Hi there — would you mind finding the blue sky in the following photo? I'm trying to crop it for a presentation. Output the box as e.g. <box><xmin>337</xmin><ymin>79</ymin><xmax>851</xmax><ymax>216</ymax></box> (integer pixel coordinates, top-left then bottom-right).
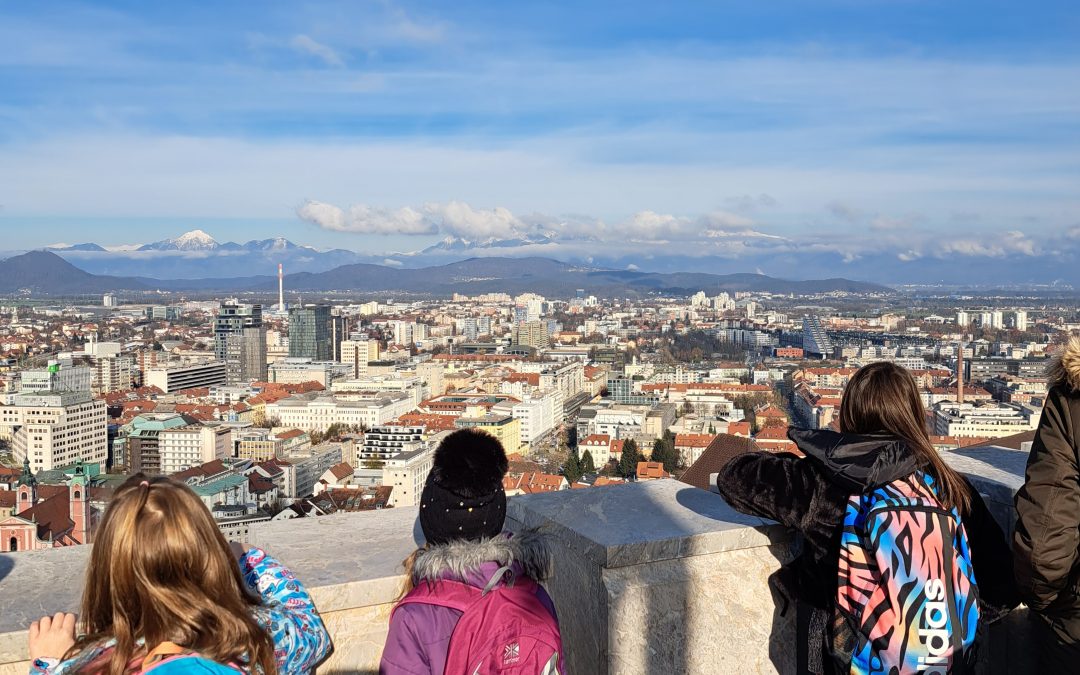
<box><xmin>1</xmin><ymin>0</ymin><xmax>1078</xmax><ymax>267</ymax></box>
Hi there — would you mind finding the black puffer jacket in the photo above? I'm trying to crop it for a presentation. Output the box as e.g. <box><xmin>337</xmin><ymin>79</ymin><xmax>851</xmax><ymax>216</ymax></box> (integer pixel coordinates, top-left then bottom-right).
<box><xmin>1014</xmin><ymin>337</ymin><xmax>1080</xmax><ymax>643</ymax></box>
<box><xmin>717</xmin><ymin>429</ymin><xmax>1019</xmax><ymax>675</ymax></box>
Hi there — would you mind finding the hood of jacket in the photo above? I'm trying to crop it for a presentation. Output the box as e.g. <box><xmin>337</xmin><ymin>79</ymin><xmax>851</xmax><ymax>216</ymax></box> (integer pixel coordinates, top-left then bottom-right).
<box><xmin>1048</xmin><ymin>336</ymin><xmax>1080</xmax><ymax>392</ymax></box>
<box><xmin>412</xmin><ymin>529</ymin><xmax>552</xmax><ymax>585</ymax></box>
<box><xmin>788</xmin><ymin>428</ymin><xmax>920</xmax><ymax>493</ymax></box>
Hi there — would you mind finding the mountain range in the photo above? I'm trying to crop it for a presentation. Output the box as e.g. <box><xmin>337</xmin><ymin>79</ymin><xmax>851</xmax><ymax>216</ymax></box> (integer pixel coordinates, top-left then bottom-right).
<box><xmin>0</xmin><ymin>250</ymin><xmax>891</xmax><ymax>298</ymax></box>
<box><xmin>27</xmin><ymin>228</ymin><xmax>1076</xmax><ymax>288</ymax></box>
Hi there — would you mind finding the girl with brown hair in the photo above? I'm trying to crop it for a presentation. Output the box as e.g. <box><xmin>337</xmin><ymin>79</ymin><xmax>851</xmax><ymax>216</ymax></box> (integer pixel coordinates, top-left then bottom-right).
<box><xmin>26</xmin><ymin>475</ymin><xmax>332</xmax><ymax>674</ymax></box>
<box><xmin>716</xmin><ymin>361</ymin><xmax>1017</xmax><ymax>675</ymax></box>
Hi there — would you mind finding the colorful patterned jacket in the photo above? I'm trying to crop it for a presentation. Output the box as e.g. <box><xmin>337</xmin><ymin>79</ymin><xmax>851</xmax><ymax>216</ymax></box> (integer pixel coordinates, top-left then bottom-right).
<box><xmin>29</xmin><ymin>547</ymin><xmax>332</xmax><ymax>674</ymax></box>
<box><xmin>717</xmin><ymin>429</ymin><xmax>1018</xmax><ymax>674</ymax></box>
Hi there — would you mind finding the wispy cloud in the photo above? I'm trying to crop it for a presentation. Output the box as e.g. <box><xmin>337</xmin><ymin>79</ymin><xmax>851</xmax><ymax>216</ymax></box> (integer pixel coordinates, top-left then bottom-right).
<box><xmin>289</xmin><ymin>34</ymin><xmax>344</xmax><ymax>67</ymax></box>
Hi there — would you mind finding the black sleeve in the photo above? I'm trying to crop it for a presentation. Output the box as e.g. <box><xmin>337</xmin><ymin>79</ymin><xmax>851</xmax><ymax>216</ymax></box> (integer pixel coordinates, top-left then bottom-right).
<box><xmin>961</xmin><ymin>479</ymin><xmax>1021</xmax><ymax>612</ymax></box>
<box><xmin>715</xmin><ymin>451</ymin><xmax>819</xmax><ymax>531</ymax></box>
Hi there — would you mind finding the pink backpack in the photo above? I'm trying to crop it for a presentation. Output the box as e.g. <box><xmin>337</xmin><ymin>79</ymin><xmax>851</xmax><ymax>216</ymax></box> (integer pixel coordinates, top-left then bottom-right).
<box><xmin>394</xmin><ymin>566</ymin><xmax>563</xmax><ymax>674</ymax></box>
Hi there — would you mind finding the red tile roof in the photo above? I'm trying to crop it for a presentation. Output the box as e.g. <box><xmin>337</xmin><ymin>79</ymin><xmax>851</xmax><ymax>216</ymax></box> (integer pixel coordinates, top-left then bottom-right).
<box><xmin>636</xmin><ymin>462</ymin><xmax>670</xmax><ymax>480</ymax></box>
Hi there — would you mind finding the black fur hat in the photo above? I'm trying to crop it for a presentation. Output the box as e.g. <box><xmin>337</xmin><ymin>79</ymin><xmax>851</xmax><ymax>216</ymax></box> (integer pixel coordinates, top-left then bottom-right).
<box><xmin>428</xmin><ymin>428</ymin><xmax>509</xmax><ymax>497</ymax></box>
<box><xmin>420</xmin><ymin>429</ymin><xmax>509</xmax><ymax>545</ymax></box>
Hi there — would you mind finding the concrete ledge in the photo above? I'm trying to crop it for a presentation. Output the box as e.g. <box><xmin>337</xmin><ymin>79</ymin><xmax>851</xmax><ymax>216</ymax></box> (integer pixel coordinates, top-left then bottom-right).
<box><xmin>0</xmin><ymin>450</ymin><xmax>1039</xmax><ymax>675</ymax></box>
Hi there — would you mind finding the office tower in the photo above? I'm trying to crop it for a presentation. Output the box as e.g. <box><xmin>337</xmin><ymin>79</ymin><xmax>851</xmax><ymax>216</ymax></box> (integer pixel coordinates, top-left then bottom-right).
<box><xmin>3</xmin><ymin>391</ymin><xmax>108</xmax><ymax>472</ymax></box>
<box><xmin>215</xmin><ymin>303</ymin><xmax>266</xmax><ymax>384</ymax></box>
<box><xmin>289</xmin><ymin>305</ymin><xmax>332</xmax><ymax>361</ymax></box>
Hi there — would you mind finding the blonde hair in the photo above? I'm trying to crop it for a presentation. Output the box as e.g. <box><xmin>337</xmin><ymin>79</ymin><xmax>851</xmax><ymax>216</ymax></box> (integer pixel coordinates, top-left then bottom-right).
<box><xmin>67</xmin><ymin>475</ymin><xmax>277</xmax><ymax>675</ymax></box>
<box><xmin>840</xmin><ymin>362</ymin><xmax>972</xmax><ymax>513</ymax></box>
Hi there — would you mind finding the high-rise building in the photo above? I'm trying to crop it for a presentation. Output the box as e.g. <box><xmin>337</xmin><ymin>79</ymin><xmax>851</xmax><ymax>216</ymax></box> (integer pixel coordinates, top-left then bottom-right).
<box><xmin>3</xmin><ymin>391</ymin><xmax>108</xmax><ymax>472</ymax></box>
<box><xmin>82</xmin><ymin>340</ymin><xmax>136</xmax><ymax>394</ymax></box>
<box><xmin>956</xmin><ymin>311</ymin><xmax>971</xmax><ymax>328</ymax></box>
<box><xmin>1013</xmin><ymin>310</ymin><xmax>1028</xmax><ymax>332</ymax></box>
<box><xmin>289</xmin><ymin>305</ymin><xmax>333</xmax><ymax>361</ymax></box>
<box><xmin>802</xmin><ymin>316</ymin><xmax>832</xmax><ymax>358</ymax></box>
<box><xmin>340</xmin><ymin>338</ymin><xmax>381</xmax><ymax>379</ymax></box>
<box><xmin>225</xmin><ymin>327</ymin><xmax>268</xmax><ymax>384</ymax></box>
<box><xmin>463</xmin><ymin>317</ymin><xmax>480</xmax><ymax>341</ymax></box>
<box><xmin>989</xmin><ymin>311</ymin><xmax>1004</xmax><ymax>330</ymax></box>
<box><xmin>215</xmin><ymin>303</ymin><xmax>266</xmax><ymax>384</ymax></box>
<box><xmin>511</xmin><ymin>321</ymin><xmax>550</xmax><ymax>349</ymax></box>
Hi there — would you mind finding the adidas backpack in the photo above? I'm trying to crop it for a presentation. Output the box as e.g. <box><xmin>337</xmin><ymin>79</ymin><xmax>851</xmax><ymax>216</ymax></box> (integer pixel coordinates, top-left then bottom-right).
<box><xmin>393</xmin><ymin>566</ymin><xmax>563</xmax><ymax>674</ymax></box>
<box><xmin>835</xmin><ymin>471</ymin><xmax>979</xmax><ymax>675</ymax></box>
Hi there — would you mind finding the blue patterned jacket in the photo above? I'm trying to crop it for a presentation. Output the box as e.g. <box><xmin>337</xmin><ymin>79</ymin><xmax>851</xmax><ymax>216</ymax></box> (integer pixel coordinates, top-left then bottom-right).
<box><xmin>30</xmin><ymin>547</ymin><xmax>332</xmax><ymax>674</ymax></box>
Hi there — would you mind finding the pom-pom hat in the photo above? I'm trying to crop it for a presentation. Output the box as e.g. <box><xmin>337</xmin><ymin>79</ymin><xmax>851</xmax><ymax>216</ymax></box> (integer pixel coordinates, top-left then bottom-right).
<box><xmin>419</xmin><ymin>429</ymin><xmax>509</xmax><ymax>546</ymax></box>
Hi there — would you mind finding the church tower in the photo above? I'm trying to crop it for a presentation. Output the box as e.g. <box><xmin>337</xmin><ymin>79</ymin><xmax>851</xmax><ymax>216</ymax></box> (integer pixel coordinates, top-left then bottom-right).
<box><xmin>69</xmin><ymin>460</ymin><xmax>90</xmax><ymax>544</ymax></box>
<box><xmin>16</xmin><ymin>459</ymin><xmax>36</xmax><ymax>514</ymax></box>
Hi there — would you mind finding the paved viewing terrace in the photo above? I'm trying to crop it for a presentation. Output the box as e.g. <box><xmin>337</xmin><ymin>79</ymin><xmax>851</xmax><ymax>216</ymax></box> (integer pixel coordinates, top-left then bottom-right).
<box><xmin>0</xmin><ymin>446</ymin><xmax>1036</xmax><ymax>674</ymax></box>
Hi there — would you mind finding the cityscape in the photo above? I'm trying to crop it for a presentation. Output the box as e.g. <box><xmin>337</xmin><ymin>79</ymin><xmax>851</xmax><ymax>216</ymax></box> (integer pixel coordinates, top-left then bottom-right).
<box><xmin>0</xmin><ymin>266</ymin><xmax>1061</xmax><ymax>545</ymax></box>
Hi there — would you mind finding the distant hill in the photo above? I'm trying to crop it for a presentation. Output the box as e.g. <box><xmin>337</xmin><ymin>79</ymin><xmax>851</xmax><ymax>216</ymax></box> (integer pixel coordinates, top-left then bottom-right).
<box><xmin>0</xmin><ymin>252</ymin><xmax>891</xmax><ymax>297</ymax></box>
<box><xmin>238</xmin><ymin>256</ymin><xmax>891</xmax><ymax>296</ymax></box>
<box><xmin>0</xmin><ymin>251</ymin><xmax>148</xmax><ymax>294</ymax></box>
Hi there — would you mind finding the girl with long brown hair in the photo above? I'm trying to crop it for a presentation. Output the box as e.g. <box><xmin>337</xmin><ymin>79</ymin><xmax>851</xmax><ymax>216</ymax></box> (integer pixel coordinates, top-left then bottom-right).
<box><xmin>716</xmin><ymin>361</ymin><xmax>1017</xmax><ymax>675</ymax></box>
<box><xmin>26</xmin><ymin>475</ymin><xmax>332</xmax><ymax>674</ymax></box>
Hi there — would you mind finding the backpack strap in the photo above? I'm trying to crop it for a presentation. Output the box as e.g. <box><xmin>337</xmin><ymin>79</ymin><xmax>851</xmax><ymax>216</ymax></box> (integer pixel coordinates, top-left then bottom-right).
<box><xmin>395</xmin><ymin>579</ymin><xmax>483</xmax><ymax>615</ymax></box>
<box><xmin>481</xmin><ymin>565</ymin><xmax>515</xmax><ymax>595</ymax></box>
<box><xmin>140</xmin><ymin>642</ymin><xmax>189</xmax><ymax>671</ymax></box>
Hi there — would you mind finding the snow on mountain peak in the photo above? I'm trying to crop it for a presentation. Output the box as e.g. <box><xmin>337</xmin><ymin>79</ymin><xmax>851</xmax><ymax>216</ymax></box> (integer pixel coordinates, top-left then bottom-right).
<box><xmin>173</xmin><ymin>229</ymin><xmax>218</xmax><ymax>249</ymax></box>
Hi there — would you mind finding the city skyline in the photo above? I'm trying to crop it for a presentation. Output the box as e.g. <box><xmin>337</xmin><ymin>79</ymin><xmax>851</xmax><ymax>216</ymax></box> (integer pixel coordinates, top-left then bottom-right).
<box><xmin>1</xmin><ymin>1</ymin><xmax>1079</xmax><ymax>282</ymax></box>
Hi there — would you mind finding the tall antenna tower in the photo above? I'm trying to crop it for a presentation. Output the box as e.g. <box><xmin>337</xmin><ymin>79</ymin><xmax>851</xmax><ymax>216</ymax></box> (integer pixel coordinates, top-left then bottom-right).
<box><xmin>278</xmin><ymin>264</ymin><xmax>285</xmax><ymax>313</ymax></box>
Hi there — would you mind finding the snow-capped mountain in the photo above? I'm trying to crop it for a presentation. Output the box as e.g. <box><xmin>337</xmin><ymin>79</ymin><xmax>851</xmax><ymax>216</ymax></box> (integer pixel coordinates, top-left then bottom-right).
<box><xmin>39</xmin><ymin>230</ymin><xmax>372</xmax><ymax>278</ymax></box>
<box><xmin>139</xmin><ymin>229</ymin><xmax>222</xmax><ymax>251</ymax></box>
<box><xmin>420</xmin><ymin>232</ymin><xmax>562</xmax><ymax>254</ymax></box>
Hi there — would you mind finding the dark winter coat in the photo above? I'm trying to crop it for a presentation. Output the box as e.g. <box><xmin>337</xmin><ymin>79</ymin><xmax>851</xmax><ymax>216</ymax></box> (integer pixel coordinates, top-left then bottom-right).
<box><xmin>1014</xmin><ymin>337</ymin><xmax>1080</xmax><ymax>644</ymax></box>
<box><xmin>717</xmin><ymin>428</ymin><xmax>1018</xmax><ymax>675</ymax></box>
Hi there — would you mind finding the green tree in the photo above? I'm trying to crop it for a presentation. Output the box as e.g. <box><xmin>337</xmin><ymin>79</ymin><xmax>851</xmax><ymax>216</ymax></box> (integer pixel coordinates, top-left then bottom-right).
<box><xmin>563</xmin><ymin>448</ymin><xmax>583</xmax><ymax>485</ymax></box>
<box><xmin>580</xmin><ymin>449</ymin><xmax>596</xmax><ymax>474</ymax></box>
<box><xmin>651</xmin><ymin>438</ymin><xmax>670</xmax><ymax>467</ymax></box>
<box><xmin>619</xmin><ymin>438</ymin><xmax>640</xmax><ymax>477</ymax></box>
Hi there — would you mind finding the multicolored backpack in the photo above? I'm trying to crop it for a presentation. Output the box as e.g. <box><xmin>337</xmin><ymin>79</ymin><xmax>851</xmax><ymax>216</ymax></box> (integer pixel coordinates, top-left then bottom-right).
<box><xmin>393</xmin><ymin>566</ymin><xmax>563</xmax><ymax>674</ymax></box>
<box><xmin>835</xmin><ymin>471</ymin><xmax>979</xmax><ymax>675</ymax></box>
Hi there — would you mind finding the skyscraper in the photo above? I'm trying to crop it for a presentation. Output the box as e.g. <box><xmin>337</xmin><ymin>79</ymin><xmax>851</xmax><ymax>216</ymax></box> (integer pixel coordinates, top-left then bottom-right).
<box><xmin>215</xmin><ymin>303</ymin><xmax>267</xmax><ymax>384</ymax></box>
<box><xmin>289</xmin><ymin>305</ymin><xmax>333</xmax><ymax>361</ymax></box>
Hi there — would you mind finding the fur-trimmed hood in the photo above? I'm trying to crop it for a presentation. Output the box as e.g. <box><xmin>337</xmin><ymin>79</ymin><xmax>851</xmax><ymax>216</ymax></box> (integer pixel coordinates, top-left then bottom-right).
<box><xmin>1048</xmin><ymin>337</ymin><xmax>1080</xmax><ymax>391</ymax></box>
<box><xmin>412</xmin><ymin>529</ymin><xmax>552</xmax><ymax>584</ymax></box>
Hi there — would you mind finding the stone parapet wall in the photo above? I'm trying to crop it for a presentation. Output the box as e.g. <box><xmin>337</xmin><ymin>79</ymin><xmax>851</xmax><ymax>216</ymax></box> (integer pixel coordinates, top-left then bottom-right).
<box><xmin>0</xmin><ymin>445</ymin><xmax>1039</xmax><ymax>674</ymax></box>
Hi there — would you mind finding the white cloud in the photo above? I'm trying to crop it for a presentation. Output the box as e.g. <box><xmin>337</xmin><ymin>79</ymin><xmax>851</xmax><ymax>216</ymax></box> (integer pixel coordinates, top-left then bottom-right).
<box><xmin>298</xmin><ymin>200</ymin><xmax>436</xmax><ymax>235</ymax></box>
<box><xmin>425</xmin><ymin>201</ymin><xmax>525</xmax><ymax>239</ymax></box>
<box><xmin>289</xmin><ymin>35</ymin><xmax>344</xmax><ymax>67</ymax></box>
<box><xmin>936</xmin><ymin>231</ymin><xmax>1038</xmax><ymax>258</ymax></box>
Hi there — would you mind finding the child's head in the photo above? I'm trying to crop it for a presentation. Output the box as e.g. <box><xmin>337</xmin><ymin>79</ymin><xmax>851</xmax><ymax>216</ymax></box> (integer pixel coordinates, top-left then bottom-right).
<box><xmin>840</xmin><ymin>361</ymin><xmax>970</xmax><ymax>511</ymax></box>
<box><xmin>419</xmin><ymin>429</ymin><xmax>509</xmax><ymax>545</ymax></box>
<box><xmin>76</xmin><ymin>475</ymin><xmax>275</xmax><ymax>675</ymax></box>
